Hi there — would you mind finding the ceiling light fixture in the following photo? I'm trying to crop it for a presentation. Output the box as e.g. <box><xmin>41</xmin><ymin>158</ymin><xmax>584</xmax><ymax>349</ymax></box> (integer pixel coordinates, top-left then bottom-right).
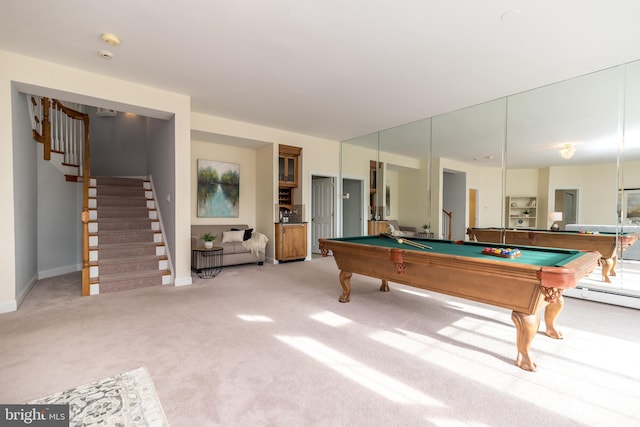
<box><xmin>559</xmin><ymin>143</ymin><xmax>576</xmax><ymax>159</ymax></box>
<box><xmin>101</xmin><ymin>33</ymin><xmax>120</xmax><ymax>46</ymax></box>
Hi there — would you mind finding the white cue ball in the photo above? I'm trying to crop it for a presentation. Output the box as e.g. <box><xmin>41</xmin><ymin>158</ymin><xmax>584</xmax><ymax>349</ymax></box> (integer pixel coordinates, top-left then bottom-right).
<box><xmin>397</xmin><ymin>239</ymin><xmax>404</xmax><ymax>244</ymax></box>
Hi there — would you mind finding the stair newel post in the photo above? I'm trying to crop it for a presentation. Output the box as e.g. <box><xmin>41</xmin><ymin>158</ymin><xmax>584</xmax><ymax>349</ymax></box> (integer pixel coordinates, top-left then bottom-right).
<box><xmin>81</xmin><ymin>209</ymin><xmax>90</xmax><ymax>296</ymax></box>
<box><xmin>42</xmin><ymin>97</ymin><xmax>51</xmax><ymax>161</ymax></box>
<box><xmin>81</xmin><ymin>114</ymin><xmax>91</xmax><ymax>296</ymax></box>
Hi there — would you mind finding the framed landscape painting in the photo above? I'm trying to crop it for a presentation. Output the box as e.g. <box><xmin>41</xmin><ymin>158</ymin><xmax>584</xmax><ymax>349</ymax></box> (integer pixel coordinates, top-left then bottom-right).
<box><xmin>197</xmin><ymin>159</ymin><xmax>240</xmax><ymax>218</ymax></box>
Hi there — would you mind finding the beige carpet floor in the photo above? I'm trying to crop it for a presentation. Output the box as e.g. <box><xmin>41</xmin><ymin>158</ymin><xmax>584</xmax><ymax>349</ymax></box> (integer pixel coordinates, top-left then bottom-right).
<box><xmin>1</xmin><ymin>256</ymin><xmax>639</xmax><ymax>426</ymax></box>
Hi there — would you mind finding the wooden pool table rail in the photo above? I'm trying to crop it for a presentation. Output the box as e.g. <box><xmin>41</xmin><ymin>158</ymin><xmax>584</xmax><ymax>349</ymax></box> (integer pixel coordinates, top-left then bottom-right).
<box><xmin>467</xmin><ymin>227</ymin><xmax>639</xmax><ymax>283</ymax></box>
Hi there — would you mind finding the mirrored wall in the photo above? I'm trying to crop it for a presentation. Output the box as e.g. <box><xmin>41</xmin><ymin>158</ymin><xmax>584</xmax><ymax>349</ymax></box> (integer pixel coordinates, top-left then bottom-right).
<box><xmin>341</xmin><ymin>59</ymin><xmax>640</xmax><ymax>304</ymax></box>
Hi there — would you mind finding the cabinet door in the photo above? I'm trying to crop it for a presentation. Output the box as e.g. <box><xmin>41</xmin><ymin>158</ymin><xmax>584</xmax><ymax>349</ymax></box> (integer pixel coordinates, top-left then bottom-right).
<box><xmin>276</xmin><ymin>224</ymin><xmax>307</xmax><ymax>260</ymax></box>
<box><xmin>285</xmin><ymin>224</ymin><xmax>307</xmax><ymax>259</ymax></box>
<box><xmin>278</xmin><ymin>155</ymin><xmax>298</xmax><ymax>187</ymax></box>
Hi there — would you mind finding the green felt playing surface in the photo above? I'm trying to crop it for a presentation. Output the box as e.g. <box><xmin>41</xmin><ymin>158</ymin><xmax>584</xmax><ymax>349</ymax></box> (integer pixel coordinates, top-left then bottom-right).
<box><xmin>329</xmin><ymin>235</ymin><xmax>586</xmax><ymax>267</ymax></box>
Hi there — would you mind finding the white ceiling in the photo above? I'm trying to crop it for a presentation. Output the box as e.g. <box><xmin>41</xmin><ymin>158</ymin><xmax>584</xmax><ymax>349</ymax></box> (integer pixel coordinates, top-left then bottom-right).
<box><xmin>2</xmin><ymin>0</ymin><xmax>640</xmax><ymax>146</ymax></box>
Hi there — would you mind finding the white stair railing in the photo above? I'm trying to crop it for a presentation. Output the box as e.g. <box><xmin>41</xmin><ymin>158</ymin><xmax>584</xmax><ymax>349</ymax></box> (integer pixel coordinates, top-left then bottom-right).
<box><xmin>27</xmin><ymin>95</ymin><xmax>87</xmax><ymax>177</ymax></box>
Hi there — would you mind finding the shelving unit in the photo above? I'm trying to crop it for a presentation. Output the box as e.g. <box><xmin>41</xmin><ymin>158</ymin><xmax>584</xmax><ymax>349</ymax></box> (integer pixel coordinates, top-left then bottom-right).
<box><xmin>278</xmin><ymin>144</ymin><xmax>301</xmax><ymax>211</ymax></box>
<box><xmin>506</xmin><ymin>196</ymin><xmax>538</xmax><ymax>229</ymax></box>
<box><xmin>278</xmin><ymin>188</ymin><xmax>293</xmax><ymax>208</ymax></box>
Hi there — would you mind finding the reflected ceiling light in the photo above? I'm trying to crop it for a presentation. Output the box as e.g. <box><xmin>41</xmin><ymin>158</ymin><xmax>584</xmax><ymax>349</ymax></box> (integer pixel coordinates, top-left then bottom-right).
<box><xmin>559</xmin><ymin>143</ymin><xmax>576</xmax><ymax>159</ymax></box>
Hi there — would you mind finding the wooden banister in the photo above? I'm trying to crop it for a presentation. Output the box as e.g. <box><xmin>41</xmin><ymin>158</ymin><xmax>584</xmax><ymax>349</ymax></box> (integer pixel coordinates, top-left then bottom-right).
<box><xmin>443</xmin><ymin>209</ymin><xmax>453</xmax><ymax>240</ymax></box>
<box><xmin>81</xmin><ymin>115</ymin><xmax>91</xmax><ymax>296</ymax></box>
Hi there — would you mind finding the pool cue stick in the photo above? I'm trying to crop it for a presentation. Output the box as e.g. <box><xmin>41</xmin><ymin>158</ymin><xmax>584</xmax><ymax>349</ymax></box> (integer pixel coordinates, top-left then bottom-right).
<box><xmin>397</xmin><ymin>237</ymin><xmax>432</xmax><ymax>250</ymax></box>
<box><xmin>381</xmin><ymin>233</ymin><xmax>432</xmax><ymax>250</ymax></box>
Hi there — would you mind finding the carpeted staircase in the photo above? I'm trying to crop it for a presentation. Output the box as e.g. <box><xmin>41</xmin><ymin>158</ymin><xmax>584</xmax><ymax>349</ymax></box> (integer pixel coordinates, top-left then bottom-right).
<box><xmin>89</xmin><ymin>177</ymin><xmax>170</xmax><ymax>294</ymax></box>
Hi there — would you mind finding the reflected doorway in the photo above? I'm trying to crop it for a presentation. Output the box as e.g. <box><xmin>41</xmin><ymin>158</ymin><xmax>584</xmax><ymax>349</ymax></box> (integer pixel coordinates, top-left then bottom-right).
<box><xmin>342</xmin><ymin>178</ymin><xmax>364</xmax><ymax>237</ymax></box>
<box><xmin>443</xmin><ymin>170</ymin><xmax>467</xmax><ymax>240</ymax></box>
<box><xmin>554</xmin><ymin>189</ymin><xmax>578</xmax><ymax>230</ymax></box>
<box><xmin>468</xmin><ymin>188</ymin><xmax>478</xmax><ymax>230</ymax></box>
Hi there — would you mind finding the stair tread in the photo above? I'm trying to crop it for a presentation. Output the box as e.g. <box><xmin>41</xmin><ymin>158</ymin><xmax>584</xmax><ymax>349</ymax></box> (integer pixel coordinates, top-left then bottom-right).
<box><xmin>90</xmin><ymin>218</ymin><xmax>158</xmax><ymax>223</ymax></box>
<box><xmin>92</xmin><ymin>241</ymin><xmax>164</xmax><ymax>248</ymax></box>
<box><xmin>91</xmin><ymin>254</ymin><xmax>167</xmax><ymax>265</ymax></box>
<box><xmin>98</xmin><ymin>270</ymin><xmax>162</xmax><ymax>280</ymax></box>
<box><xmin>95</xmin><ymin>229</ymin><xmax>157</xmax><ymax>234</ymax></box>
<box><xmin>97</xmin><ymin>269</ymin><xmax>170</xmax><ymax>281</ymax></box>
<box><xmin>99</xmin><ymin>254</ymin><xmax>166</xmax><ymax>263</ymax></box>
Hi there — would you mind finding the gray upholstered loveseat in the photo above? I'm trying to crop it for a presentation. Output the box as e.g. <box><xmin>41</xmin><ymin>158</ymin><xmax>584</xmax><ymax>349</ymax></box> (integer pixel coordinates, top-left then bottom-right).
<box><xmin>191</xmin><ymin>224</ymin><xmax>267</xmax><ymax>267</ymax></box>
<box><xmin>386</xmin><ymin>220</ymin><xmax>417</xmax><ymax>237</ymax></box>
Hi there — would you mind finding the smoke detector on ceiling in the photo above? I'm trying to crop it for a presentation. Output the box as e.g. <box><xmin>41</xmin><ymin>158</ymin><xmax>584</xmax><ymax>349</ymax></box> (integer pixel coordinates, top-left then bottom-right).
<box><xmin>99</xmin><ymin>49</ymin><xmax>114</xmax><ymax>59</ymax></box>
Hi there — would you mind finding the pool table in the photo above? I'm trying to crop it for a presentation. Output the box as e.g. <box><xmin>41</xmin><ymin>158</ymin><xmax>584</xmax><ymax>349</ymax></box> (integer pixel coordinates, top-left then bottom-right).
<box><xmin>467</xmin><ymin>227</ymin><xmax>639</xmax><ymax>283</ymax></box>
<box><xmin>319</xmin><ymin>235</ymin><xmax>600</xmax><ymax>372</ymax></box>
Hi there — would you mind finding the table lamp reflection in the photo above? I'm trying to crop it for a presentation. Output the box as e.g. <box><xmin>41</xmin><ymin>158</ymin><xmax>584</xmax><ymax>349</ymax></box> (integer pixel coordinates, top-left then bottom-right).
<box><xmin>549</xmin><ymin>212</ymin><xmax>563</xmax><ymax>231</ymax></box>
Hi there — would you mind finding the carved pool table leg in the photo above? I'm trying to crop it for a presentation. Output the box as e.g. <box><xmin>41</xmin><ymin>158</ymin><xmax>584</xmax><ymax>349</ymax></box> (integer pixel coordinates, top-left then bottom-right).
<box><xmin>601</xmin><ymin>257</ymin><xmax>614</xmax><ymax>283</ymax></box>
<box><xmin>511</xmin><ymin>311</ymin><xmax>540</xmax><ymax>372</ymax></box>
<box><xmin>544</xmin><ymin>295</ymin><xmax>564</xmax><ymax>339</ymax></box>
<box><xmin>610</xmin><ymin>254</ymin><xmax>617</xmax><ymax>277</ymax></box>
<box><xmin>379</xmin><ymin>280</ymin><xmax>389</xmax><ymax>292</ymax></box>
<box><xmin>338</xmin><ymin>270</ymin><xmax>352</xmax><ymax>303</ymax></box>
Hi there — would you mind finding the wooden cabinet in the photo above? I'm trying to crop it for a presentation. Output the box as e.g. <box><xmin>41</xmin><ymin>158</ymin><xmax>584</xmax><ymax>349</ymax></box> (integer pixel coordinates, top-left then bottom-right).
<box><xmin>275</xmin><ymin>223</ymin><xmax>307</xmax><ymax>261</ymax></box>
<box><xmin>506</xmin><ymin>196</ymin><xmax>538</xmax><ymax>229</ymax></box>
<box><xmin>367</xmin><ymin>220</ymin><xmax>388</xmax><ymax>236</ymax></box>
<box><xmin>279</xmin><ymin>145</ymin><xmax>301</xmax><ymax>188</ymax></box>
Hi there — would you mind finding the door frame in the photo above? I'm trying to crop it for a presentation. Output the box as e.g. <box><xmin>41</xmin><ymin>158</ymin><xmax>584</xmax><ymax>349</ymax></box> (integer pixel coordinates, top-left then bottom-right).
<box><xmin>309</xmin><ymin>171</ymin><xmax>339</xmax><ymax>256</ymax></box>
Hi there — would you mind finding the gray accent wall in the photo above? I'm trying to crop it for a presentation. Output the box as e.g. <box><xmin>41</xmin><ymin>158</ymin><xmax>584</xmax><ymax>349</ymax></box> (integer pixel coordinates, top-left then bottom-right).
<box><xmin>147</xmin><ymin>116</ymin><xmax>176</xmax><ymax>269</ymax></box>
<box><xmin>36</xmin><ymin>146</ymin><xmax>82</xmax><ymax>276</ymax></box>
<box><xmin>12</xmin><ymin>90</ymin><xmax>38</xmax><ymax>304</ymax></box>
<box><xmin>89</xmin><ymin>109</ymin><xmax>150</xmax><ymax>176</ymax></box>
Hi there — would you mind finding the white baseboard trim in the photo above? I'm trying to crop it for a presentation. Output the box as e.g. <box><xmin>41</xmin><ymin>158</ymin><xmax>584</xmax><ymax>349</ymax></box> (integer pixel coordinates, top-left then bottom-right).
<box><xmin>174</xmin><ymin>276</ymin><xmax>192</xmax><ymax>287</ymax></box>
<box><xmin>565</xmin><ymin>287</ymin><xmax>640</xmax><ymax>309</ymax></box>
<box><xmin>16</xmin><ymin>273</ymin><xmax>39</xmax><ymax>309</ymax></box>
<box><xmin>0</xmin><ymin>300</ymin><xmax>17</xmax><ymax>314</ymax></box>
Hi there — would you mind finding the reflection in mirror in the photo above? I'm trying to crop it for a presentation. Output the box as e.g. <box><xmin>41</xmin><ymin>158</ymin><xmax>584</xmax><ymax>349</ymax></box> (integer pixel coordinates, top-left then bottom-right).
<box><xmin>431</xmin><ymin>98</ymin><xmax>506</xmax><ymax>240</ymax></box>
<box><xmin>341</xmin><ymin>132</ymin><xmax>379</xmax><ymax>237</ymax></box>
<box><xmin>506</xmin><ymin>65</ymin><xmax>622</xmax><ymax>234</ymax></box>
<box><xmin>622</xmin><ymin>60</ymin><xmax>640</xmax><ymax>228</ymax></box>
<box><xmin>341</xmin><ymin>59</ymin><xmax>640</xmax><ymax>301</ymax></box>
<box><xmin>378</xmin><ymin>118</ymin><xmax>432</xmax><ymax>238</ymax></box>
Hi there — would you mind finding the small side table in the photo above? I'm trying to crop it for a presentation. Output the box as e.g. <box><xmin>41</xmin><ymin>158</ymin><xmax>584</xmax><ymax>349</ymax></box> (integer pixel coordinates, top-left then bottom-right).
<box><xmin>191</xmin><ymin>246</ymin><xmax>223</xmax><ymax>278</ymax></box>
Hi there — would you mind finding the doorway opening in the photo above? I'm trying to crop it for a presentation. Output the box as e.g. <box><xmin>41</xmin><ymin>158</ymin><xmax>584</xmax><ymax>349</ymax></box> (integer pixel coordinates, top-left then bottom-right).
<box><xmin>311</xmin><ymin>175</ymin><xmax>337</xmax><ymax>254</ymax></box>
<box><xmin>342</xmin><ymin>178</ymin><xmax>364</xmax><ymax>237</ymax></box>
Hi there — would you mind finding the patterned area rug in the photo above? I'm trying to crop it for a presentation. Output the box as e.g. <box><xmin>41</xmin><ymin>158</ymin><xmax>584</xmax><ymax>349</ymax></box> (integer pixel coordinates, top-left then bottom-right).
<box><xmin>28</xmin><ymin>367</ymin><xmax>168</xmax><ymax>426</ymax></box>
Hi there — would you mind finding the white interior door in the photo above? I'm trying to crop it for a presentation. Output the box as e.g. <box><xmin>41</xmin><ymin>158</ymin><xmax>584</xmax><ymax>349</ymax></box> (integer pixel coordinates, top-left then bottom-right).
<box><xmin>312</xmin><ymin>176</ymin><xmax>336</xmax><ymax>253</ymax></box>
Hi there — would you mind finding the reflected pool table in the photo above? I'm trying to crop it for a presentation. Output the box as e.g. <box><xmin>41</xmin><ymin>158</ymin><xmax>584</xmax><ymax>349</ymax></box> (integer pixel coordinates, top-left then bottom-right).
<box><xmin>467</xmin><ymin>227</ymin><xmax>639</xmax><ymax>283</ymax></box>
<box><xmin>319</xmin><ymin>235</ymin><xmax>600</xmax><ymax>372</ymax></box>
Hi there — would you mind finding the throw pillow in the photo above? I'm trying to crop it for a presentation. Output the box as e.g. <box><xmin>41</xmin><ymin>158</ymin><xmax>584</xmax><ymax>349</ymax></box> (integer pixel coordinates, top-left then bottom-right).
<box><xmin>221</xmin><ymin>230</ymin><xmax>245</xmax><ymax>243</ymax></box>
<box><xmin>231</xmin><ymin>228</ymin><xmax>254</xmax><ymax>241</ymax></box>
